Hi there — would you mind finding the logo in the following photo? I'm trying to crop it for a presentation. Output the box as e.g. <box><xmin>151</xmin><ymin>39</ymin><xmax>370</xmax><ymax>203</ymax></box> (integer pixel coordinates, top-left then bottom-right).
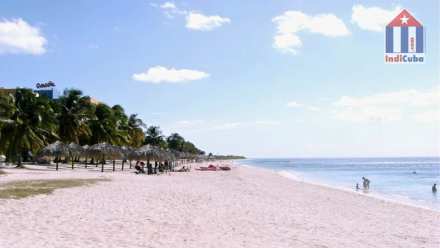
<box><xmin>385</xmin><ymin>9</ymin><xmax>424</xmax><ymax>64</ymax></box>
<box><xmin>36</xmin><ymin>81</ymin><xmax>56</xmax><ymax>89</ymax></box>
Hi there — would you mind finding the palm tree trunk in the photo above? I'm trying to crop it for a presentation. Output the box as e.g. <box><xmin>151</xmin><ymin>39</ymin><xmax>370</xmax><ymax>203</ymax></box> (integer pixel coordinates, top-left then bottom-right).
<box><xmin>15</xmin><ymin>153</ymin><xmax>24</xmax><ymax>168</ymax></box>
<box><xmin>55</xmin><ymin>156</ymin><xmax>59</xmax><ymax>170</ymax></box>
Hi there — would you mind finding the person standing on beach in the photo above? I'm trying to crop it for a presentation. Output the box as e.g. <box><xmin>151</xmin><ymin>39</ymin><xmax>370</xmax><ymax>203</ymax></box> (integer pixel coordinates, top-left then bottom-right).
<box><xmin>433</xmin><ymin>184</ymin><xmax>437</xmax><ymax>193</ymax></box>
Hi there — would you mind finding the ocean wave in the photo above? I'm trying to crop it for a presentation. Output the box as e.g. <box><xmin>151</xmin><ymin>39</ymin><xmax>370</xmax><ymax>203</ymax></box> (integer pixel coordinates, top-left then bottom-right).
<box><xmin>277</xmin><ymin>170</ymin><xmax>303</xmax><ymax>181</ymax></box>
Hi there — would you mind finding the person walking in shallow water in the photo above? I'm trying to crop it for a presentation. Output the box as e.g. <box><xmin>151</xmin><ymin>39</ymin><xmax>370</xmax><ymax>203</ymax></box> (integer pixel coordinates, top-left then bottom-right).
<box><xmin>433</xmin><ymin>184</ymin><xmax>437</xmax><ymax>193</ymax></box>
<box><xmin>362</xmin><ymin>177</ymin><xmax>370</xmax><ymax>190</ymax></box>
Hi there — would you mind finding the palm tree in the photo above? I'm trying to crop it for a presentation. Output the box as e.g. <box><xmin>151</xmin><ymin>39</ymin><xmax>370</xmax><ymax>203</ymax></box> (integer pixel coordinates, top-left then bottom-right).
<box><xmin>0</xmin><ymin>89</ymin><xmax>58</xmax><ymax>167</ymax></box>
<box><xmin>67</xmin><ymin>143</ymin><xmax>83</xmax><ymax>169</ymax></box>
<box><xmin>89</xmin><ymin>103</ymin><xmax>118</xmax><ymax>144</ymax></box>
<box><xmin>144</xmin><ymin>126</ymin><xmax>166</xmax><ymax>148</ymax></box>
<box><xmin>1</xmin><ymin>87</ymin><xmax>208</xmax><ymax>167</ymax></box>
<box><xmin>167</xmin><ymin>133</ymin><xmax>185</xmax><ymax>151</ymax></box>
<box><xmin>56</xmin><ymin>89</ymin><xmax>93</xmax><ymax>144</ymax></box>
<box><xmin>111</xmin><ymin>105</ymin><xmax>129</xmax><ymax>146</ymax></box>
<box><xmin>127</xmin><ymin>114</ymin><xmax>146</xmax><ymax>148</ymax></box>
<box><xmin>0</xmin><ymin>92</ymin><xmax>15</xmax><ymax>157</ymax></box>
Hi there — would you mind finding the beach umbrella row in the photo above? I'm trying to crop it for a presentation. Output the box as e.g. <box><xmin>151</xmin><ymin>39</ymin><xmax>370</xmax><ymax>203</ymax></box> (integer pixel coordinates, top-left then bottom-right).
<box><xmin>38</xmin><ymin>141</ymin><xmax>194</xmax><ymax>172</ymax></box>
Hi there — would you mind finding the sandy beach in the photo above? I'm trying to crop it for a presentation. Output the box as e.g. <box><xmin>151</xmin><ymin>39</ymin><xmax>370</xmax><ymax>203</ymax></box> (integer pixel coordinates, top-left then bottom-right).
<box><xmin>1</xmin><ymin>162</ymin><xmax>439</xmax><ymax>248</ymax></box>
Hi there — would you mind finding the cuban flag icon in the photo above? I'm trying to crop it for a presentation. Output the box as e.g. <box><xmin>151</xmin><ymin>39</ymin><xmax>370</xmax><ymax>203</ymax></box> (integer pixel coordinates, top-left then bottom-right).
<box><xmin>385</xmin><ymin>9</ymin><xmax>424</xmax><ymax>63</ymax></box>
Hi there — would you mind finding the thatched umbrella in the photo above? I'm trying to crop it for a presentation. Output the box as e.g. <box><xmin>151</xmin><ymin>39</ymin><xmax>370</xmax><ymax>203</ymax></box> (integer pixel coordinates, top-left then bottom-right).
<box><xmin>164</xmin><ymin>150</ymin><xmax>176</xmax><ymax>162</ymax></box>
<box><xmin>136</xmin><ymin>145</ymin><xmax>162</xmax><ymax>161</ymax></box>
<box><xmin>120</xmin><ymin>146</ymin><xmax>136</xmax><ymax>171</ymax></box>
<box><xmin>107</xmin><ymin>144</ymin><xmax>122</xmax><ymax>172</ymax></box>
<box><xmin>40</xmin><ymin>141</ymin><xmax>68</xmax><ymax>170</ymax></box>
<box><xmin>186</xmin><ymin>152</ymin><xmax>198</xmax><ymax>163</ymax></box>
<box><xmin>196</xmin><ymin>154</ymin><xmax>208</xmax><ymax>163</ymax></box>
<box><xmin>177</xmin><ymin>152</ymin><xmax>191</xmax><ymax>164</ymax></box>
<box><xmin>67</xmin><ymin>143</ymin><xmax>83</xmax><ymax>169</ymax></box>
<box><xmin>125</xmin><ymin>147</ymin><xmax>139</xmax><ymax>169</ymax></box>
<box><xmin>87</xmin><ymin>143</ymin><xmax>118</xmax><ymax>172</ymax></box>
<box><xmin>162</xmin><ymin>149</ymin><xmax>177</xmax><ymax>171</ymax></box>
<box><xmin>135</xmin><ymin>145</ymin><xmax>163</xmax><ymax>173</ymax></box>
<box><xmin>108</xmin><ymin>145</ymin><xmax>123</xmax><ymax>171</ymax></box>
<box><xmin>170</xmin><ymin>150</ymin><xmax>184</xmax><ymax>166</ymax></box>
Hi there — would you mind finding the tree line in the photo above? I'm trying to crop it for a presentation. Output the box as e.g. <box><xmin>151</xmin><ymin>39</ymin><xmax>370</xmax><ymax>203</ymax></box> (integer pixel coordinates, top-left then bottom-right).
<box><xmin>0</xmin><ymin>88</ymin><xmax>205</xmax><ymax>165</ymax></box>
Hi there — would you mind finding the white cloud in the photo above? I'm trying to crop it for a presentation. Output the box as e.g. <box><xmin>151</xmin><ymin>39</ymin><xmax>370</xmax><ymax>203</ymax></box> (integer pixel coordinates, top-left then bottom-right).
<box><xmin>186</xmin><ymin>12</ymin><xmax>230</xmax><ymax>31</ymax></box>
<box><xmin>351</xmin><ymin>5</ymin><xmax>401</xmax><ymax>32</ymax></box>
<box><xmin>0</xmin><ymin>18</ymin><xmax>47</xmax><ymax>55</ymax></box>
<box><xmin>173</xmin><ymin>120</ymin><xmax>280</xmax><ymax>132</ymax></box>
<box><xmin>158</xmin><ymin>1</ymin><xmax>187</xmax><ymax>18</ymax></box>
<box><xmin>212</xmin><ymin>122</ymin><xmax>242</xmax><ymax>130</ymax></box>
<box><xmin>160</xmin><ymin>2</ymin><xmax>176</xmax><ymax>10</ymax></box>
<box><xmin>333</xmin><ymin>87</ymin><xmax>440</xmax><ymax>122</ymax></box>
<box><xmin>255</xmin><ymin>121</ymin><xmax>281</xmax><ymax>126</ymax></box>
<box><xmin>132</xmin><ymin>66</ymin><xmax>209</xmax><ymax>84</ymax></box>
<box><xmin>287</xmin><ymin>101</ymin><xmax>320</xmax><ymax>111</ymax></box>
<box><xmin>272</xmin><ymin>11</ymin><xmax>350</xmax><ymax>54</ymax></box>
<box><xmin>88</xmin><ymin>43</ymin><xmax>99</xmax><ymax>49</ymax></box>
<box><xmin>334</xmin><ymin>88</ymin><xmax>440</xmax><ymax>108</ymax></box>
<box><xmin>335</xmin><ymin>107</ymin><xmax>402</xmax><ymax>122</ymax></box>
<box><xmin>153</xmin><ymin>2</ymin><xmax>230</xmax><ymax>31</ymax></box>
<box><xmin>176</xmin><ymin>120</ymin><xmax>206</xmax><ymax>127</ymax></box>
<box><xmin>307</xmin><ymin>106</ymin><xmax>321</xmax><ymax>112</ymax></box>
<box><xmin>287</xmin><ymin>101</ymin><xmax>304</xmax><ymax>108</ymax></box>
<box><xmin>413</xmin><ymin>110</ymin><xmax>440</xmax><ymax>123</ymax></box>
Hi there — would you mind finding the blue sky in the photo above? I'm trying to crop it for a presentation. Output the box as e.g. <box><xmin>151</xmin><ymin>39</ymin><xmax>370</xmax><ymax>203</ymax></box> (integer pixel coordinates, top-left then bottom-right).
<box><xmin>0</xmin><ymin>0</ymin><xmax>439</xmax><ymax>157</ymax></box>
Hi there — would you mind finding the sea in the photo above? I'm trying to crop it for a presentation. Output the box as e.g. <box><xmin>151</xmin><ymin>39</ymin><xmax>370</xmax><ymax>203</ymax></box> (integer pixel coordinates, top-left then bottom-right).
<box><xmin>235</xmin><ymin>157</ymin><xmax>440</xmax><ymax>211</ymax></box>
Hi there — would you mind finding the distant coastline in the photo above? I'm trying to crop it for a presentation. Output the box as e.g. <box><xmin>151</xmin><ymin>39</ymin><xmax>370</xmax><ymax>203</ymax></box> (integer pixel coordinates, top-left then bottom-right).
<box><xmin>210</xmin><ymin>155</ymin><xmax>246</xmax><ymax>160</ymax></box>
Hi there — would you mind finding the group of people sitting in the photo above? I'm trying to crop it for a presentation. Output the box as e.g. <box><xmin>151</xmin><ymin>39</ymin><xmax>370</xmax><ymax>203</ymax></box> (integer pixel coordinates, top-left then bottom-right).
<box><xmin>197</xmin><ymin>164</ymin><xmax>231</xmax><ymax>171</ymax></box>
<box><xmin>134</xmin><ymin>161</ymin><xmax>192</xmax><ymax>174</ymax></box>
<box><xmin>134</xmin><ymin>162</ymin><xmax>232</xmax><ymax>174</ymax></box>
<box><xmin>134</xmin><ymin>161</ymin><xmax>170</xmax><ymax>175</ymax></box>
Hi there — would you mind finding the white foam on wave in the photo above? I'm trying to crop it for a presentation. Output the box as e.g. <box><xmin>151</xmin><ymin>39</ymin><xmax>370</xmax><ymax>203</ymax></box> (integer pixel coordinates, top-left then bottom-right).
<box><xmin>341</xmin><ymin>161</ymin><xmax>440</xmax><ymax>165</ymax></box>
<box><xmin>277</xmin><ymin>170</ymin><xmax>303</xmax><ymax>181</ymax></box>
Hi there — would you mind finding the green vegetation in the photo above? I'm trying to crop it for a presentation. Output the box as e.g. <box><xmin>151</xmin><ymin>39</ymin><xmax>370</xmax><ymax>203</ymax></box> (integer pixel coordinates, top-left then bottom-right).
<box><xmin>0</xmin><ymin>89</ymin><xmax>58</xmax><ymax>167</ymax></box>
<box><xmin>0</xmin><ymin>178</ymin><xmax>108</xmax><ymax>199</ymax></box>
<box><xmin>0</xmin><ymin>88</ymin><xmax>205</xmax><ymax>165</ymax></box>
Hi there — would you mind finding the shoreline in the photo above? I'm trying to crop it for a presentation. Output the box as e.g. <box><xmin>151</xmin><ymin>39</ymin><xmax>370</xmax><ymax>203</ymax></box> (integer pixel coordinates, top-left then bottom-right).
<box><xmin>235</xmin><ymin>161</ymin><xmax>440</xmax><ymax>213</ymax></box>
<box><xmin>2</xmin><ymin>161</ymin><xmax>439</xmax><ymax>213</ymax></box>
<box><xmin>2</xmin><ymin>161</ymin><xmax>438</xmax><ymax>213</ymax></box>
<box><xmin>1</xmin><ymin>161</ymin><xmax>439</xmax><ymax>248</ymax></box>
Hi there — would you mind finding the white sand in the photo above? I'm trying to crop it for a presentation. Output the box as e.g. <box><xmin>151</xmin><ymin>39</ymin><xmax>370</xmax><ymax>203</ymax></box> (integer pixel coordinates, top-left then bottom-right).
<box><xmin>0</xmin><ymin>162</ymin><xmax>439</xmax><ymax>248</ymax></box>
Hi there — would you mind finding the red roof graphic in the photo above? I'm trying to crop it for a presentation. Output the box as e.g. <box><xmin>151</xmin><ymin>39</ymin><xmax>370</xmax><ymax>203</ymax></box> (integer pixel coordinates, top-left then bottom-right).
<box><xmin>387</xmin><ymin>9</ymin><xmax>422</xmax><ymax>27</ymax></box>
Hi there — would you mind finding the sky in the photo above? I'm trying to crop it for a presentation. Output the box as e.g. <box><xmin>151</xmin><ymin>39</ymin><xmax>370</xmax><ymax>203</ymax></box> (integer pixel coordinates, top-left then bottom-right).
<box><xmin>0</xmin><ymin>0</ymin><xmax>439</xmax><ymax>158</ymax></box>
